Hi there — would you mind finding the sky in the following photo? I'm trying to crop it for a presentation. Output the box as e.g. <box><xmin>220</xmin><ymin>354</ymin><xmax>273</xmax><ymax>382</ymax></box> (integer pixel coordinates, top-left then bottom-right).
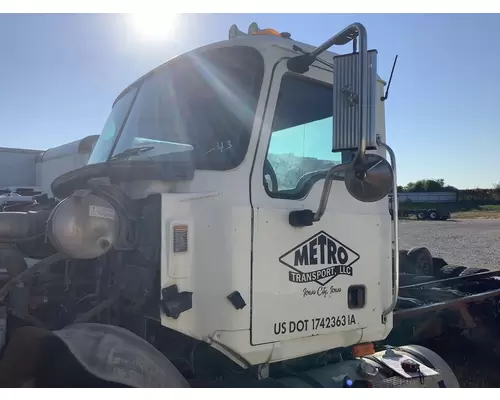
<box><xmin>0</xmin><ymin>13</ymin><xmax>499</xmax><ymax>189</ymax></box>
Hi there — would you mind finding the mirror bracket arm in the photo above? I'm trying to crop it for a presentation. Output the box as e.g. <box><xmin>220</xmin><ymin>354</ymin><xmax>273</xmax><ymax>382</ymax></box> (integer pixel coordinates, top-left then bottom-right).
<box><xmin>313</xmin><ymin>164</ymin><xmax>345</xmax><ymax>222</ymax></box>
<box><xmin>287</xmin><ymin>163</ymin><xmax>349</xmax><ymax>227</ymax></box>
<box><xmin>377</xmin><ymin>135</ymin><xmax>400</xmax><ymax>323</ymax></box>
<box><xmin>287</xmin><ymin>54</ymin><xmax>316</xmax><ymax>74</ymax></box>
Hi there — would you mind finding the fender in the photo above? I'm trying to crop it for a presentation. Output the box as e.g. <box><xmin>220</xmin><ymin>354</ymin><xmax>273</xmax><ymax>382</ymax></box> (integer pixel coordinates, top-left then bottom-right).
<box><xmin>0</xmin><ymin>323</ymin><xmax>189</xmax><ymax>388</ymax></box>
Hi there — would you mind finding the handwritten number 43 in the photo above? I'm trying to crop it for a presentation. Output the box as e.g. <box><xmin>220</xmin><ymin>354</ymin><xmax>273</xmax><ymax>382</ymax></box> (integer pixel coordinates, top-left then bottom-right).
<box><xmin>206</xmin><ymin>141</ymin><xmax>232</xmax><ymax>154</ymax></box>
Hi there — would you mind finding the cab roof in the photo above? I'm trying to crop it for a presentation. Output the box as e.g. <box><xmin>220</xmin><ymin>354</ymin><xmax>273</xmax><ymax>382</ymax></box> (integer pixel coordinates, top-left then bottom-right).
<box><xmin>113</xmin><ymin>24</ymin><xmax>384</xmax><ymax>106</ymax></box>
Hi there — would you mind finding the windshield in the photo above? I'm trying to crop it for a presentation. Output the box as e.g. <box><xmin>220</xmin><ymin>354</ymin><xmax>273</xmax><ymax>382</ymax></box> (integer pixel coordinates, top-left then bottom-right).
<box><xmin>87</xmin><ymin>88</ymin><xmax>137</xmax><ymax>165</ymax></box>
<box><xmin>87</xmin><ymin>46</ymin><xmax>265</xmax><ymax>171</ymax></box>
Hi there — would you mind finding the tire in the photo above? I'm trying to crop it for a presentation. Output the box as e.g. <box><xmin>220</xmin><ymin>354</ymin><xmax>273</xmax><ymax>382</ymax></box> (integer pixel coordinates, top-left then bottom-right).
<box><xmin>432</xmin><ymin>257</ymin><xmax>448</xmax><ymax>269</ymax></box>
<box><xmin>399</xmin><ymin>272</ymin><xmax>436</xmax><ymax>286</ymax></box>
<box><xmin>406</xmin><ymin>247</ymin><xmax>434</xmax><ymax>276</ymax></box>
<box><xmin>458</xmin><ymin>266</ymin><xmax>490</xmax><ymax>277</ymax></box>
<box><xmin>417</xmin><ymin>212</ymin><xmax>426</xmax><ymax>220</ymax></box>
<box><xmin>438</xmin><ymin>265</ymin><xmax>467</xmax><ymax>279</ymax></box>
<box><xmin>398</xmin><ymin>249</ymin><xmax>409</xmax><ymax>258</ymax></box>
<box><xmin>398</xmin><ymin>345</ymin><xmax>460</xmax><ymax>388</ymax></box>
<box><xmin>428</xmin><ymin>211</ymin><xmax>438</xmax><ymax>220</ymax></box>
<box><xmin>398</xmin><ymin>249</ymin><xmax>409</xmax><ymax>273</ymax></box>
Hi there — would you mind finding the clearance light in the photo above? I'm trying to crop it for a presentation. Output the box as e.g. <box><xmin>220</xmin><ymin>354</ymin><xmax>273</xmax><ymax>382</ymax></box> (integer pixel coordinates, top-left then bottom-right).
<box><xmin>252</xmin><ymin>28</ymin><xmax>281</xmax><ymax>37</ymax></box>
<box><xmin>352</xmin><ymin>343</ymin><xmax>375</xmax><ymax>357</ymax></box>
<box><xmin>228</xmin><ymin>22</ymin><xmax>291</xmax><ymax>40</ymax></box>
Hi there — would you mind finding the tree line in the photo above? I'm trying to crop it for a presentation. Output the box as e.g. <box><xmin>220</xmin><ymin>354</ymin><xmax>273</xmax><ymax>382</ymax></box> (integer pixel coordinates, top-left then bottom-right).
<box><xmin>398</xmin><ymin>179</ymin><xmax>500</xmax><ymax>202</ymax></box>
<box><xmin>397</xmin><ymin>179</ymin><xmax>457</xmax><ymax>193</ymax></box>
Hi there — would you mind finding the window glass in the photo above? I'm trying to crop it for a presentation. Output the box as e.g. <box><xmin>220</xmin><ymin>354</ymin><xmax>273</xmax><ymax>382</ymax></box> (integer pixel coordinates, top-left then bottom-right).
<box><xmin>264</xmin><ymin>74</ymin><xmax>342</xmax><ymax>198</ymax></box>
<box><xmin>88</xmin><ymin>47</ymin><xmax>265</xmax><ymax>171</ymax></box>
<box><xmin>87</xmin><ymin>88</ymin><xmax>137</xmax><ymax>165</ymax></box>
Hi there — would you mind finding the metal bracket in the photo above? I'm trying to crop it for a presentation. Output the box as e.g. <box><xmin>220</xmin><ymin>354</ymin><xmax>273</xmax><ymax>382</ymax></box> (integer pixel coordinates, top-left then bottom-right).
<box><xmin>161</xmin><ymin>285</ymin><xmax>193</xmax><ymax>320</ymax></box>
<box><xmin>378</xmin><ymin>135</ymin><xmax>399</xmax><ymax>324</ymax></box>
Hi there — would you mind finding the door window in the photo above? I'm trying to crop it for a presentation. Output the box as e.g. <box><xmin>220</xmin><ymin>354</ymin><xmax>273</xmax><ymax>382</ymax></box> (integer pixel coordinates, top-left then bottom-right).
<box><xmin>264</xmin><ymin>74</ymin><xmax>342</xmax><ymax>199</ymax></box>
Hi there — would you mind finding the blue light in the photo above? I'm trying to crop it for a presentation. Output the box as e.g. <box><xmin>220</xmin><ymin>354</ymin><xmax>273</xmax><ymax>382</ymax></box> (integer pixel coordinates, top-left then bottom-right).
<box><xmin>346</xmin><ymin>379</ymin><xmax>353</xmax><ymax>387</ymax></box>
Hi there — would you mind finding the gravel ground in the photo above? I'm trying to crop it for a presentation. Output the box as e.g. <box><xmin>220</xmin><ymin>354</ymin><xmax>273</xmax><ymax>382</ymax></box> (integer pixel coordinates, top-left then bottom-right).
<box><xmin>399</xmin><ymin>218</ymin><xmax>500</xmax><ymax>269</ymax></box>
<box><xmin>399</xmin><ymin>218</ymin><xmax>500</xmax><ymax>387</ymax></box>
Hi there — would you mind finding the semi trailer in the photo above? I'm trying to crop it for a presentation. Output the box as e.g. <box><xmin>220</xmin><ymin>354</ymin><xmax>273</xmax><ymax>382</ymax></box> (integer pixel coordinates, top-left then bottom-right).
<box><xmin>0</xmin><ymin>21</ymin><xmax>499</xmax><ymax>388</ymax></box>
<box><xmin>398</xmin><ymin>208</ymin><xmax>451</xmax><ymax>220</ymax></box>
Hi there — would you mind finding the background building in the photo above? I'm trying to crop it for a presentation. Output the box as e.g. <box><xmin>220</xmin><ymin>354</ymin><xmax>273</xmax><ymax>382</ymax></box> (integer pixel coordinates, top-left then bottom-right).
<box><xmin>0</xmin><ymin>135</ymin><xmax>98</xmax><ymax>197</ymax></box>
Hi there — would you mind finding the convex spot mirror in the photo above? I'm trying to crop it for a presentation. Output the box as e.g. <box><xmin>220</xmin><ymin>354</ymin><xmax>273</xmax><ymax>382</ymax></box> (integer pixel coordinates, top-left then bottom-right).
<box><xmin>344</xmin><ymin>154</ymin><xmax>393</xmax><ymax>202</ymax></box>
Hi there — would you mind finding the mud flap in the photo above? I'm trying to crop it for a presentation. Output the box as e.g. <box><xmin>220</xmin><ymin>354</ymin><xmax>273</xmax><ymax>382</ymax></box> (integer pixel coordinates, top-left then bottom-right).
<box><xmin>0</xmin><ymin>323</ymin><xmax>189</xmax><ymax>388</ymax></box>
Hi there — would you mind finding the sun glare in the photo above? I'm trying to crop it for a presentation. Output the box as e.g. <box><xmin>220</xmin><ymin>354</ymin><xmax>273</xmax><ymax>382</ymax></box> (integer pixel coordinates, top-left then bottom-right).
<box><xmin>129</xmin><ymin>13</ymin><xmax>178</xmax><ymax>41</ymax></box>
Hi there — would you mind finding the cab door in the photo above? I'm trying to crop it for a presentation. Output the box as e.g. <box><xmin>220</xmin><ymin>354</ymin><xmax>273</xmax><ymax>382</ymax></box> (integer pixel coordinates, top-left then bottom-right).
<box><xmin>249</xmin><ymin>59</ymin><xmax>391</xmax><ymax>346</ymax></box>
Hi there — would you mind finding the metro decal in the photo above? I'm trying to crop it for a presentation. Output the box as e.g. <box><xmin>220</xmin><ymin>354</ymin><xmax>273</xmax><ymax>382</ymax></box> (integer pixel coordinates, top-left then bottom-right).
<box><xmin>279</xmin><ymin>231</ymin><xmax>360</xmax><ymax>286</ymax></box>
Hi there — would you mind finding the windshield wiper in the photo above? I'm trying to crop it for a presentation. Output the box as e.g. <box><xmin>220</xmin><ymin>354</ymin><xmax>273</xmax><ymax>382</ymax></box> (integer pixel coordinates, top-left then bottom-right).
<box><xmin>109</xmin><ymin>146</ymin><xmax>155</xmax><ymax>161</ymax></box>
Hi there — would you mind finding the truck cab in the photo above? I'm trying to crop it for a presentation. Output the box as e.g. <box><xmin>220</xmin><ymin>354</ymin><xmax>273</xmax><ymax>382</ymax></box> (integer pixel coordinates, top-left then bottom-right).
<box><xmin>9</xmin><ymin>22</ymin><xmax>472</xmax><ymax>389</ymax></box>
<box><xmin>73</xmin><ymin>23</ymin><xmax>393</xmax><ymax>365</ymax></box>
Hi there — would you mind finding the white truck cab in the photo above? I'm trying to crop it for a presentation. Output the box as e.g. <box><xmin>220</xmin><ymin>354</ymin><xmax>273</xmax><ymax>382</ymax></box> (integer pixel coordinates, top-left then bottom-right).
<box><xmin>2</xmin><ymin>22</ymin><xmax>471</xmax><ymax>389</ymax></box>
<box><xmin>85</xmin><ymin>23</ymin><xmax>394</xmax><ymax>365</ymax></box>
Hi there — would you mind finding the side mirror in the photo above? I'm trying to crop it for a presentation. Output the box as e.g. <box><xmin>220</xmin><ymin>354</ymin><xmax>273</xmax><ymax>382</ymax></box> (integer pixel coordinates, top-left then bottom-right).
<box><xmin>288</xmin><ymin>23</ymin><xmax>395</xmax><ymax>227</ymax></box>
<box><xmin>334</xmin><ymin>49</ymin><xmax>393</xmax><ymax>203</ymax></box>
<box><xmin>344</xmin><ymin>153</ymin><xmax>393</xmax><ymax>202</ymax></box>
<box><xmin>306</xmin><ymin>152</ymin><xmax>392</xmax><ymax>225</ymax></box>
<box><xmin>332</xmin><ymin>49</ymin><xmax>378</xmax><ymax>153</ymax></box>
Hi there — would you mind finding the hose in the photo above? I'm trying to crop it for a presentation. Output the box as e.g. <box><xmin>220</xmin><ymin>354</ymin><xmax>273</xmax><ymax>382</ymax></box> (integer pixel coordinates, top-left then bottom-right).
<box><xmin>74</xmin><ymin>293</ymin><xmax>120</xmax><ymax>323</ymax></box>
<box><xmin>0</xmin><ymin>245</ymin><xmax>28</xmax><ymax>279</ymax></box>
<box><xmin>0</xmin><ymin>252</ymin><xmax>68</xmax><ymax>302</ymax></box>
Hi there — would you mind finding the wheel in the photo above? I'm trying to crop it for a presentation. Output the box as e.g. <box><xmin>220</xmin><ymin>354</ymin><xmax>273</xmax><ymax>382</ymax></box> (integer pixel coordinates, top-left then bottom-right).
<box><xmin>398</xmin><ymin>249</ymin><xmax>409</xmax><ymax>272</ymax></box>
<box><xmin>398</xmin><ymin>345</ymin><xmax>460</xmax><ymax>388</ymax></box>
<box><xmin>438</xmin><ymin>265</ymin><xmax>467</xmax><ymax>279</ymax></box>
<box><xmin>406</xmin><ymin>247</ymin><xmax>434</xmax><ymax>276</ymax></box>
<box><xmin>398</xmin><ymin>249</ymin><xmax>409</xmax><ymax>258</ymax></box>
<box><xmin>417</xmin><ymin>211</ymin><xmax>426</xmax><ymax>220</ymax></box>
<box><xmin>428</xmin><ymin>210</ymin><xmax>438</xmax><ymax>220</ymax></box>
<box><xmin>458</xmin><ymin>267</ymin><xmax>490</xmax><ymax>277</ymax></box>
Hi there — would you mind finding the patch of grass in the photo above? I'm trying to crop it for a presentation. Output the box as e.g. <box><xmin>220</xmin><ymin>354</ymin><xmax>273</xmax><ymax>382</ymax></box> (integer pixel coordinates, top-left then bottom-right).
<box><xmin>453</xmin><ymin>205</ymin><xmax>500</xmax><ymax>219</ymax></box>
<box><xmin>476</xmin><ymin>204</ymin><xmax>500</xmax><ymax>211</ymax></box>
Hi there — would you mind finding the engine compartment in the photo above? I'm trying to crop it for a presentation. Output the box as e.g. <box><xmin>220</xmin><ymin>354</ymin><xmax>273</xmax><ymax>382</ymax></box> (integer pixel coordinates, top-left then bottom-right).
<box><xmin>0</xmin><ymin>185</ymin><xmax>162</xmax><ymax>331</ymax></box>
<box><xmin>0</xmin><ymin>183</ymin><xmax>259</xmax><ymax>385</ymax></box>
